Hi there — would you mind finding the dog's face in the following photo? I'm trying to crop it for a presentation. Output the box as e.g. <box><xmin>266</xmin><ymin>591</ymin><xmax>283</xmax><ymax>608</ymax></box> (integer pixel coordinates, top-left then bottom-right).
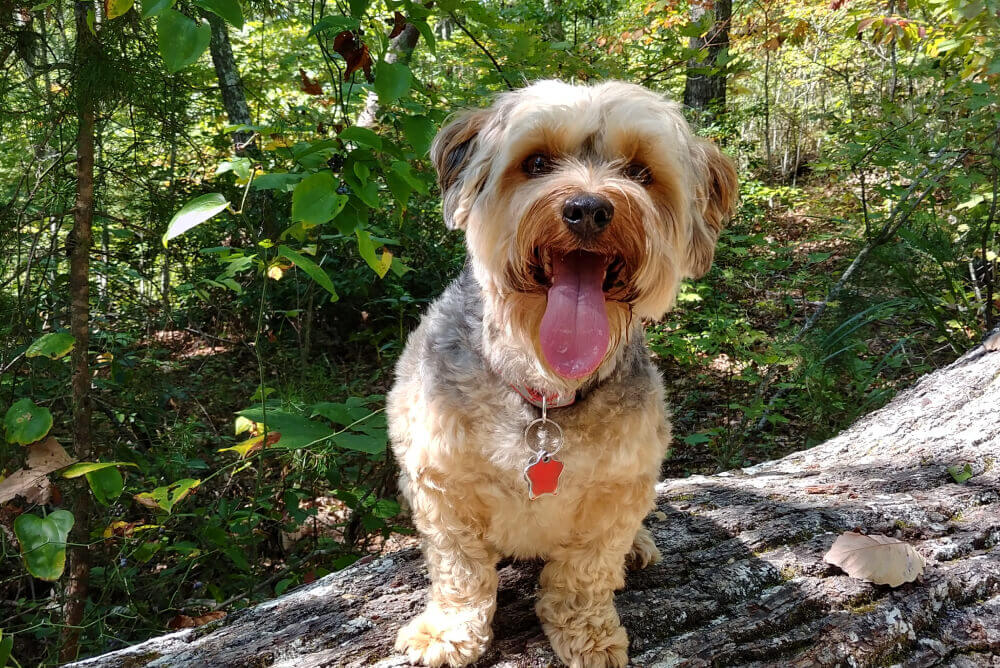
<box><xmin>431</xmin><ymin>80</ymin><xmax>737</xmax><ymax>380</ymax></box>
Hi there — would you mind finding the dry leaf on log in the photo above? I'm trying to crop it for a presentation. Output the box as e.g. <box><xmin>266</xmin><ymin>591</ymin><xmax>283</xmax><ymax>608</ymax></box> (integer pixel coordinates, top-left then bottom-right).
<box><xmin>167</xmin><ymin>611</ymin><xmax>226</xmax><ymax>630</ymax></box>
<box><xmin>823</xmin><ymin>531</ymin><xmax>925</xmax><ymax>587</ymax></box>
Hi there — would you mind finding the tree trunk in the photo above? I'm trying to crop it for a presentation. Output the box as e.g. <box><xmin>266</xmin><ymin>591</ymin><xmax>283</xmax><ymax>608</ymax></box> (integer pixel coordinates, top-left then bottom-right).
<box><xmin>60</xmin><ymin>0</ymin><xmax>97</xmax><ymax>662</ymax></box>
<box><xmin>205</xmin><ymin>11</ymin><xmax>255</xmax><ymax>153</ymax></box>
<box><xmin>67</xmin><ymin>340</ymin><xmax>1000</xmax><ymax>667</ymax></box>
<box><xmin>683</xmin><ymin>0</ymin><xmax>730</xmax><ymax>118</ymax></box>
<box><xmin>203</xmin><ymin>11</ymin><xmax>275</xmax><ymax>239</ymax></box>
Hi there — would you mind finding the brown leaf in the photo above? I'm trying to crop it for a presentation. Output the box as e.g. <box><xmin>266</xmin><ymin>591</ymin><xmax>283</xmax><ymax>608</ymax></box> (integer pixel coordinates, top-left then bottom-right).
<box><xmin>27</xmin><ymin>436</ymin><xmax>75</xmax><ymax>471</ymax></box>
<box><xmin>299</xmin><ymin>68</ymin><xmax>323</xmax><ymax>96</ymax></box>
<box><xmin>0</xmin><ymin>437</ymin><xmax>75</xmax><ymax>505</ymax></box>
<box><xmin>388</xmin><ymin>11</ymin><xmax>407</xmax><ymax>39</ymax></box>
<box><xmin>167</xmin><ymin>611</ymin><xmax>226</xmax><ymax>630</ymax></box>
<box><xmin>333</xmin><ymin>31</ymin><xmax>373</xmax><ymax>82</ymax></box>
<box><xmin>823</xmin><ymin>531</ymin><xmax>925</xmax><ymax>587</ymax></box>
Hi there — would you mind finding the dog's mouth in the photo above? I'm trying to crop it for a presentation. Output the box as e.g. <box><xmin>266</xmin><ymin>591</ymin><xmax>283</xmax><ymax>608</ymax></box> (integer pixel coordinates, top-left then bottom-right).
<box><xmin>528</xmin><ymin>249</ymin><xmax>624</xmax><ymax>380</ymax></box>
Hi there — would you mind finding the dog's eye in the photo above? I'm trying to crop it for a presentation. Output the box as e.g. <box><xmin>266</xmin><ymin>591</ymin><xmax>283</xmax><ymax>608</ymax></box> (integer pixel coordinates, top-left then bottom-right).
<box><xmin>522</xmin><ymin>153</ymin><xmax>554</xmax><ymax>177</ymax></box>
<box><xmin>624</xmin><ymin>162</ymin><xmax>653</xmax><ymax>185</ymax></box>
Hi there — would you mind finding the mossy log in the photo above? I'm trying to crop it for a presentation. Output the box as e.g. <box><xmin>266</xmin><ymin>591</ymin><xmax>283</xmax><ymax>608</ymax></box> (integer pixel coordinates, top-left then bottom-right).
<box><xmin>70</xmin><ymin>341</ymin><xmax>1000</xmax><ymax>667</ymax></box>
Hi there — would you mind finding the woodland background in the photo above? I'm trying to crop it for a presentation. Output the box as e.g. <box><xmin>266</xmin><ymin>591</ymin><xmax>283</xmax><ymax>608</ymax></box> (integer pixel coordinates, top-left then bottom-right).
<box><xmin>0</xmin><ymin>0</ymin><xmax>997</xmax><ymax>663</ymax></box>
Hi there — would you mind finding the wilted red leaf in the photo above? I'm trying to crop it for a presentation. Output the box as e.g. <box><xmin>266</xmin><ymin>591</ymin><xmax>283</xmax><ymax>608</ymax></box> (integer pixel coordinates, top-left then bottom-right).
<box><xmin>333</xmin><ymin>31</ymin><xmax>374</xmax><ymax>82</ymax></box>
<box><xmin>299</xmin><ymin>68</ymin><xmax>323</xmax><ymax>96</ymax></box>
<box><xmin>389</xmin><ymin>12</ymin><xmax>407</xmax><ymax>39</ymax></box>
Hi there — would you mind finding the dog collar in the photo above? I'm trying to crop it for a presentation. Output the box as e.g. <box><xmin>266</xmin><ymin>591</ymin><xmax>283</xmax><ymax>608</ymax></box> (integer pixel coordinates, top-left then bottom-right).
<box><xmin>509</xmin><ymin>382</ymin><xmax>576</xmax><ymax>409</ymax></box>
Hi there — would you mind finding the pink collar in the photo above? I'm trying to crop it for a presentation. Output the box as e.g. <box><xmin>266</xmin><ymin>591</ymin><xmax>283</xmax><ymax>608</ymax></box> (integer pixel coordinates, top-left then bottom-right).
<box><xmin>510</xmin><ymin>382</ymin><xmax>576</xmax><ymax>408</ymax></box>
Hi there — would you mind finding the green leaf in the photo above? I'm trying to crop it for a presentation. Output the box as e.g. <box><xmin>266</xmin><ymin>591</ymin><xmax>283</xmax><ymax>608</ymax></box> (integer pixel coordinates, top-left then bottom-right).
<box><xmin>253</xmin><ymin>172</ymin><xmax>303</xmax><ymax>191</ymax></box>
<box><xmin>162</xmin><ymin>193</ymin><xmax>230</xmax><ymax>246</ymax></box>
<box><xmin>308</xmin><ymin>15</ymin><xmax>360</xmax><ymax>37</ymax></box>
<box><xmin>4</xmin><ymin>398</ymin><xmax>53</xmax><ymax>445</ymax></box>
<box><xmin>107</xmin><ymin>0</ymin><xmax>135</xmax><ymax>19</ymax></box>
<box><xmin>372</xmin><ymin>498</ymin><xmax>401</xmax><ymax>518</ymax></box>
<box><xmin>193</xmin><ymin>0</ymin><xmax>243</xmax><ymax>29</ymax></box>
<box><xmin>390</xmin><ymin>160</ymin><xmax>429</xmax><ymax>194</ymax></box>
<box><xmin>13</xmin><ymin>510</ymin><xmax>74</xmax><ymax>581</ymax></box>
<box><xmin>291</xmin><ymin>172</ymin><xmax>348</xmax><ymax>226</ymax></box>
<box><xmin>141</xmin><ymin>0</ymin><xmax>174</xmax><ymax>17</ymax></box>
<box><xmin>235</xmin><ymin>408</ymin><xmax>335</xmax><ymax>449</ymax></box>
<box><xmin>311</xmin><ymin>400</ymin><xmax>369</xmax><ymax>426</ymax></box>
<box><xmin>0</xmin><ymin>632</ymin><xmax>13</xmax><ymax>668</ymax></box>
<box><xmin>157</xmin><ymin>10</ymin><xmax>211</xmax><ymax>73</ymax></box>
<box><xmin>62</xmin><ymin>461</ymin><xmax>137</xmax><ymax>478</ymax></box>
<box><xmin>333</xmin><ymin>431</ymin><xmax>386</xmax><ymax>454</ymax></box>
<box><xmin>400</xmin><ymin>115</ymin><xmax>435</xmax><ymax>156</ymax></box>
<box><xmin>355</xmin><ymin>229</ymin><xmax>391</xmax><ymax>278</ymax></box>
<box><xmin>216</xmin><ymin>157</ymin><xmax>251</xmax><ymax>181</ymax></box>
<box><xmin>277</xmin><ymin>245</ymin><xmax>339</xmax><ymax>300</ymax></box>
<box><xmin>136</xmin><ymin>479</ymin><xmax>201</xmax><ymax>513</ymax></box>
<box><xmin>224</xmin><ymin>546</ymin><xmax>251</xmax><ymax>571</ymax></box>
<box><xmin>348</xmin><ymin>0</ymin><xmax>369</xmax><ymax>19</ymax></box>
<box><xmin>86</xmin><ymin>467</ymin><xmax>124</xmax><ymax>505</ymax></box>
<box><xmin>948</xmin><ymin>463</ymin><xmax>974</xmax><ymax>483</ymax></box>
<box><xmin>299</xmin><ymin>183</ymin><xmax>349</xmax><ymax>226</ymax></box>
<box><xmin>86</xmin><ymin>9</ymin><xmax>97</xmax><ymax>37</ymax></box>
<box><xmin>25</xmin><ymin>332</ymin><xmax>75</xmax><ymax>360</ymax></box>
<box><xmin>411</xmin><ymin>18</ymin><xmax>435</xmax><ymax>54</ymax></box>
<box><xmin>374</xmin><ymin>62</ymin><xmax>410</xmax><ymax>105</ymax></box>
<box><xmin>339</xmin><ymin>126</ymin><xmax>382</xmax><ymax>150</ymax></box>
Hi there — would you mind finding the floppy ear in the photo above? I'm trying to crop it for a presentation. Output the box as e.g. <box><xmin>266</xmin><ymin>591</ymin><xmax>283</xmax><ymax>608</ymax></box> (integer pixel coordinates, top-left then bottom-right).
<box><xmin>430</xmin><ymin>109</ymin><xmax>490</xmax><ymax>230</ymax></box>
<box><xmin>686</xmin><ymin>139</ymin><xmax>738</xmax><ymax>278</ymax></box>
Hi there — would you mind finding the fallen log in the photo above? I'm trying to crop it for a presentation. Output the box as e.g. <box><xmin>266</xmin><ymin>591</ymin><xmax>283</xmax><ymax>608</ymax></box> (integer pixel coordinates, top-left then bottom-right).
<box><xmin>70</xmin><ymin>340</ymin><xmax>1000</xmax><ymax>667</ymax></box>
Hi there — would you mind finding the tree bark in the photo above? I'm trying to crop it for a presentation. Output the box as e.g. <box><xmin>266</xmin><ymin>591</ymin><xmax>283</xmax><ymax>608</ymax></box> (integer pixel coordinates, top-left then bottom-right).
<box><xmin>683</xmin><ymin>0</ymin><xmax>731</xmax><ymax>118</ymax></box>
<box><xmin>68</xmin><ymin>341</ymin><xmax>1000</xmax><ymax>667</ymax></box>
<box><xmin>203</xmin><ymin>11</ymin><xmax>275</xmax><ymax>239</ymax></box>
<box><xmin>60</xmin><ymin>0</ymin><xmax>97</xmax><ymax>662</ymax></box>
<box><xmin>204</xmin><ymin>11</ymin><xmax>255</xmax><ymax>153</ymax></box>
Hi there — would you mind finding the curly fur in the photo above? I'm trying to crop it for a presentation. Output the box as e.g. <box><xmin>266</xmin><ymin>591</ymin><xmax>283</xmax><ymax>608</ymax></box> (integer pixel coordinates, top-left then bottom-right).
<box><xmin>388</xmin><ymin>80</ymin><xmax>737</xmax><ymax>667</ymax></box>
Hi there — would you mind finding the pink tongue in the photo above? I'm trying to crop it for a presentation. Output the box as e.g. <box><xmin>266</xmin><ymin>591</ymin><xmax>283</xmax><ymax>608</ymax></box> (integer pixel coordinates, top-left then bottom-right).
<box><xmin>539</xmin><ymin>251</ymin><xmax>610</xmax><ymax>379</ymax></box>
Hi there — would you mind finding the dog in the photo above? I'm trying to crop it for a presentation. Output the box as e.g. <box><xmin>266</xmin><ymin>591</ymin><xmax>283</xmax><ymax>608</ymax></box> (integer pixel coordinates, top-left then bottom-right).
<box><xmin>387</xmin><ymin>80</ymin><xmax>737</xmax><ymax>667</ymax></box>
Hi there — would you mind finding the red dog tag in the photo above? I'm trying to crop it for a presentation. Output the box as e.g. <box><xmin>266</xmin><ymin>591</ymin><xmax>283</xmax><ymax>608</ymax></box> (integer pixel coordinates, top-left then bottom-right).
<box><xmin>525</xmin><ymin>452</ymin><xmax>564</xmax><ymax>499</ymax></box>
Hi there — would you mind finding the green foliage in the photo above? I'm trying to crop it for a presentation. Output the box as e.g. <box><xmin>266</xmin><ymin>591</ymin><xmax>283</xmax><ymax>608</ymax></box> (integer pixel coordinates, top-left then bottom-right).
<box><xmin>13</xmin><ymin>511</ymin><xmax>74</xmax><ymax>581</ymax></box>
<box><xmin>25</xmin><ymin>332</ymin><xmax>75</xmax><ymax>360</ymax></box>
<box><xmin>157</xmin><ymin>10</ymin><xmax>212</xmax><ymax>72</ymax></box>
<box><xmin>162</xmin><ymin>193</ymin><xmax>230</xmax><ymax>246</ymax></box>
<box><xmin>4</xmin><ymin>398</ymin><xmax>53</xmax><ymax>445</ymax></box>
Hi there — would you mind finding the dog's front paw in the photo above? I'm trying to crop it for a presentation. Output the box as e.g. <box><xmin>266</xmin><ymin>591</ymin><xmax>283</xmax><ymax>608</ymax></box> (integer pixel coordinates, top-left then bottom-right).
<box><xmin>626</xmin><ymin>526</ymin><xmax>662</xmax><ymax>570</ymax></box>
<box><xmin>395</xmin><ymin>607</ymin><xmax>491</xmax><ymax>667</ymax></box>
<box><xmin>543</xmin><ymin>617</ymin><xmax>629</xmax><ymax>668</ymax></box>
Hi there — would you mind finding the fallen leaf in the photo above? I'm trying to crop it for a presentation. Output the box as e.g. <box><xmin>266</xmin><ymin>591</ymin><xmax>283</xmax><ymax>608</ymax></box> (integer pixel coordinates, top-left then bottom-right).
<box><xmin>27</xmin><ymin>436</ymin><xmax>75</xmax><ymax>471</ymax></box>
<box><xmin>823</xmin><ymin>531</ymin><xmax>925</xmax><ymax>587</ymax></box>
<box><xmin>167</xmin><ymin>611</ymin><xmax>226</xmax><ymax>629</ymax></box>
<box><xmin>0</xmin><ymin>437</ymin><xmax>75</xmax><ymax>505</ymax></box>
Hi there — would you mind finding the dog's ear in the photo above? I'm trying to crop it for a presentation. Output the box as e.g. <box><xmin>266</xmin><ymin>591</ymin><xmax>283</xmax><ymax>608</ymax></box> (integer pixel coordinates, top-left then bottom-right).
<box><xmin>686</xmin><ymin>139</ymin><xmax>738</xmax><ymax>278</ymax></box>
<box><xmin>431</xmin><ymin>109</ymin><xmax>490</xmax><ymax>230</ymax></box>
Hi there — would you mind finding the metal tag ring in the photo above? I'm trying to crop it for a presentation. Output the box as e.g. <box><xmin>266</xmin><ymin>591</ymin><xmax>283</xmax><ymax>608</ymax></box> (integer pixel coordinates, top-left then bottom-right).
<box><xmin>523</xmin><ymin>417</ymin><xmax>564</xmax><ymax>456</ymax></box>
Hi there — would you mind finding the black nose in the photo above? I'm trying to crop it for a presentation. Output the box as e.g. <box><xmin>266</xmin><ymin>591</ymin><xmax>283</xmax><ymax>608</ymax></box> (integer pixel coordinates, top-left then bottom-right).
<box><xmin>562</xmin><ymin>193</ymin><xmax>614</xmax><ymax>240</ymax></box>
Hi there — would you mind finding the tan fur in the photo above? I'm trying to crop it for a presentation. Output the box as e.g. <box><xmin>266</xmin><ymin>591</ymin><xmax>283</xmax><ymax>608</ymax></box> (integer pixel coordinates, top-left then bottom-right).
<box><xmin>388</xmin><ymin>80</ymin><xmax>736</xmax><ymax>667</ymax></box>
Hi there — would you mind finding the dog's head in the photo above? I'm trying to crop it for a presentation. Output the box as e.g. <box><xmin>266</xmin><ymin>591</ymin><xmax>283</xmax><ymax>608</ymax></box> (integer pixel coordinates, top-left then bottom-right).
<box><xmin>431</xmin><ymin>80</ymin><xmax>737</xmax><ymax>381</ymax></box>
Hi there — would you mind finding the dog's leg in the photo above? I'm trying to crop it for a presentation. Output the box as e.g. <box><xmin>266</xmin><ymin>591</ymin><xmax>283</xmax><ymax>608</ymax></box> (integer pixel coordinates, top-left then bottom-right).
<box><xmin>395</xmin><ymin>488</ymin><xmax>498</xmax><ymax>668</ymax></box>
<box><xmin>626</xmin><ymin>525</ymin><xmax>662</xmax><ymax>570</ymax></box>
<box><xmin>536</xmin><ymin>538</ymin><xmax>631</xmax><ymax>668</ymax></box>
